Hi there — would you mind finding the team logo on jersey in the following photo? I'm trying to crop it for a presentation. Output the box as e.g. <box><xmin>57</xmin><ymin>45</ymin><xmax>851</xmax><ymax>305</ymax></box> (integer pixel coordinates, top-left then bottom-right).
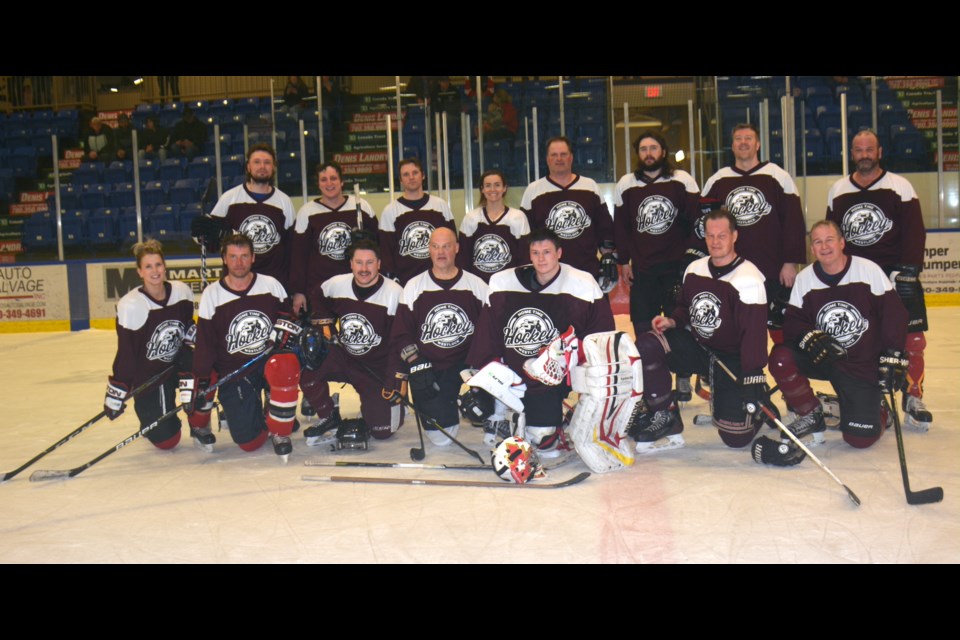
<box><xmin>689</xmin><ymin>292</ymin><xmax>722</xmax><ymax>339</ymax></box>
<box><xmin>317</xmin><ymin>221</ymin><xmax>352</xmax><ymax>260</ymax></box>
<box><xmin>339</xmin><ymin>312</ymin><xmax>382</xmax><ymax>355</ymax></box>
<box><xmin>816</xmin><ymin>301</ymin><xmax>869</xmax><ymax>349</ymax></box>
<box><xmin>398</xmin><ymin>221</ymin><xmax>434</xmax><ymax>259</ymax></box>
<box><xmin>694</xmin><ymin>215</ymin><xmax>706</xmax><ymax>240</ymax></box>
<box><xmin>841</xmin><ymin>203</ymin><xmax>893</xmax><ymax>247</ymax></box>
<box><xmin>546</xmin><ymin>200</ymin><xmax>591</xmax><ymax>239</ymax></box>
<box><xmin>473</xmin><ymin>234</ymin><xmax>511</xmax><ymax>273</ymax></box>
<box><xmin>238</xmin><ymin>215</ymin><xmax>281</xmax><ymax>254</ymax></box>
<box><xmin>636</xmin><ymin>195</ymin><xmax>677</xmax><ymax>235</ymax></box>
<box><xmin>145</xmin><ymin>319</ymin><xmax>185</xmax><ymax>362</ymax></box>
<box><xmin>420</xmin><ymin>303</ymin><xmax>475</xmax><ymax>349</ymax></box>
<box><xmin>225</xmin><ymin>310</ymin><xmax>272</xmax><ymax>355</ymax></box>
<box><xmin>503</xmin><ymin>307</ymin><xmax>558</xmax><ymax>357</ymax></box>
<box><xmin>725</xmin><ymin>186</ymin><xmax>772</xmax><ymax>227</ymax></box>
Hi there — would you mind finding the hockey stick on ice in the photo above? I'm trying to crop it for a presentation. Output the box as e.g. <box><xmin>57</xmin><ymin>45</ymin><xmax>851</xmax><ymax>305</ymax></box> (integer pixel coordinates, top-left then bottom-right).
<box><xmin>302</xmin><ymin>471</ymin><xmax>591</xmax><ymax>489</ymax></box>
<box><xmin>327</xmin><ymin>339</ymin><xmax>485</xmax><ymax>464</ymax></box>
<box><xmin>886</xmin><ymin>388</ymin><xmax>943</xmax><ymax>505</ymax></box>
<box><xmin>30</xmin><ymin>349</ymin><xmax>274</xmax><ymax>482</ymax></box>
<box><xmin>1</xmin><ymin>365</ymin><xmax>176</xmax><ymax>483</ymax></box>
<box><xmin>698</xmin><ymin>341</ymin><xmax>861</xmax><ymax>507</ymax></box>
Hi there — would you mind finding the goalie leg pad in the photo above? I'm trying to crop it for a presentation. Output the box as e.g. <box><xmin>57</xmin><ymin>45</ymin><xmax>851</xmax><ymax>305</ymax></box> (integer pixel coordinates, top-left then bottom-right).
<box><xmin>570</xmin><ymin>331</ymin><xmax>642</xmax><ymax>398</ymax></box>
<box><xmin>568</xmin><ymin>391</ymin><xmax>637</xmax><ymax>472</ymax></box>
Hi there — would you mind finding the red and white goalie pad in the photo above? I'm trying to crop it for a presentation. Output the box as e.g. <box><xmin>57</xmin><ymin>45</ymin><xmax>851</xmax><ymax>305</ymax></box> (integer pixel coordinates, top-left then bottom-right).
<box><xmin>466</xmin><ymin>361</ymin><xmax>527</xmax><ymax>413</ymax></box>
<box><xmin>568</xmin><ymin>332</ymin><xmax>641</xmax><ymax>473</ymax></box>
<box><xmin>523</xmin><ymin>325</ymin><xmax>578</xmax><ymax>386</ymax></box>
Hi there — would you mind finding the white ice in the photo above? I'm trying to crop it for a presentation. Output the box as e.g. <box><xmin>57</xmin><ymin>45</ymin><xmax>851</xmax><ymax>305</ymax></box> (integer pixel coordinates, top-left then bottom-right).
<box><xmin>0</xmin><ymin>311</ymin><xmax>956</xmax><ymax>564</ymax></box>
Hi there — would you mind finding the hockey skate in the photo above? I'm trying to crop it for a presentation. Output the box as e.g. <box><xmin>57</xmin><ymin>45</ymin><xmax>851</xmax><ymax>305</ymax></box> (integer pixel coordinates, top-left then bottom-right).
<box><xmin>675</xmin><ymin>375</ymin><xmax>693</xmax><ymax>403</ymax></box>
<box><xmin>190</xmin><ymin>426</ymin><xmax>216</xmax><ymax>453</ymax></box>
<box><xmin>482</xmin><ymin>419</ymin><xmax>513</xmax><ymax>447</ymax></box>
<box><xmin>784</xmin><ymin>406</ymin><xmax>825</xmax><ymax>446</ymax></box>
<box><xmin>902</xmin><ymin>394</ymin><xmax>932</xmax><ymax>432</ymax></box>
<box><xmin>303</xmin><ymin>394</ymin><xmax>341</xmax><ymax>447</ymax></box>
<box><xmin>627</xmin><ymin>405</ymin><xmax>685</xmax><ymax>454</ymax></box>
<box><xmin>815</xmin><ymin>392</ymin><xmax>840</xmax><ymax>428</ymax></box>
<box><xmin>271</xmin><ymin>433</ymin><xmax>292</xmax><ymax>463</ymax></box>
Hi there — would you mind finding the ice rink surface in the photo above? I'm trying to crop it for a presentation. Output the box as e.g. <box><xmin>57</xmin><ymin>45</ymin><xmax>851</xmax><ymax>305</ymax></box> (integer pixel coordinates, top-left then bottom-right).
<box><xmin>0</xmin><ymin>310</ymin><xmax>956</xmax><ymax>564</ymax></box>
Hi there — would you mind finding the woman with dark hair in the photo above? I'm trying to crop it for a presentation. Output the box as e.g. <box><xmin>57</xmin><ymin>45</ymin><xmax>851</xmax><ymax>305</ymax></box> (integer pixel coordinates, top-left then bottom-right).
<box><xmin>457</xmin><ymin>169</ymin><xmax>530</xmax><ymax>282</ymax></box>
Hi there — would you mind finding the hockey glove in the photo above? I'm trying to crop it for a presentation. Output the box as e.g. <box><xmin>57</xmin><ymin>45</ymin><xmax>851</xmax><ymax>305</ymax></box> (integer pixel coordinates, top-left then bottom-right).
<box><xmin>798</xmin><ymin>330</ymin><xmax>846</xmax><ymax>365</ymax></box>
<box><xmin>879</xmin><ymin>348</ymin><xmax>909</xmax><ymax>393</ymax></box>
<box><xmin>767</xmin><ymin>285</ymin><xmax>792</xmax><ymax>331</ymax></box>
<box><xmin>190</xmin><ymin>215</ymin><xmax>230</xmax><ymax>252</ymax></box>
<box><xmin>891</xmin><ymin>264</ymin><xmax>922</xmax><ymax>304</ymax></box>
<box><xmin>739</xmin><ymin>370</ymin><xmax>768</xmax><ymax>415</ymax></box>
<box><xmin>597</xmin><ymin>253</ymin><xmax>619</xmax><ymax>293</ymax></box>
<box><xmin>270</xmin><ymin>315</ymin><xmax>302</xmax><ymax>351</ymax></box>
<box><xmin>751</xmin><ymin>435</ymin><xmax>806</xmax><ymax>466</ymax></box>
<box><xmin>381</xmin><ymin>373</ymin><xmax>408</xmax><ymax>404</ymax></box>
<box><xmin>178</xmin><ymin>374</ymin><xmax>209</xmax><ymax>413</ymax></box>
<box><xmin>104</xmin><ymin>377</ymin><xmax>129</xmax><ymax>420</ymax></box>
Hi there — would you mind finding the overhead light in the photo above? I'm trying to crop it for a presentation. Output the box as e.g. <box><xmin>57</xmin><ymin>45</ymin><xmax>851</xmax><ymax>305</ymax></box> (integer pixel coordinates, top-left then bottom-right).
<box><xmin>133</xmin><ymin>77</ymin><xmax>144</xmax><ymax>86</ymax></box>
<box><xmin>109</xmin><ymin>87</ymin><xmax>118</xmax><ymax>93</ymax></box>
<box><xmin>675</xmin><ymin>150</ymin><xmax>685</xmax><ymax>162</ymax></box>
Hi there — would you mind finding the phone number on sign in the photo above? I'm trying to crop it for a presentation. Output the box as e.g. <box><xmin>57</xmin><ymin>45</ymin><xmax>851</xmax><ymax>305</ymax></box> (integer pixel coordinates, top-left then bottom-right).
<box><xmin>3</xmin><ymin>308</ymin><xmax>46</xmax><ymax>319</ymax></box>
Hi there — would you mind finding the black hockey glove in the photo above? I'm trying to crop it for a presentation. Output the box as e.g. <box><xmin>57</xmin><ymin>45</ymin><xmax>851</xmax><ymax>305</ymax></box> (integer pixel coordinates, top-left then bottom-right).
<box><xmin>892</xmin><ymin>264</ymin><xmax>922</xmax><ymax>304</ymax></box>
<box><xmin>752</xmin><ymin>435</ymin><xmax>806</xmax><ymax>466</ymax></box>
<box><xmin>878</xmin><ymin>348</ymin><xmax>908</xmax><ymax>393</ymax></box>
<box><xmin>739</xmin><ymin>370</ymin><xmax>768</xmax><ymax>415</ymax></box>
<box><xmin>798</xmin><ymin>330</ymin><xmax>846</xmax><ymax>365</ymax></box>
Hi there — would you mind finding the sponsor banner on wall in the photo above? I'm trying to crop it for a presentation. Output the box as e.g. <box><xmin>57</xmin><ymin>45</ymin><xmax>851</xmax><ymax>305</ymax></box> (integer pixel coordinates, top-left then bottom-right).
<box><xmin>87</xmin><ymin>258</ymin><xmax>221</xmax><ymax>328</ymax></box>
<box><xmin>0</xmin><ymin>264</ymin><xmax>70</xmax><ymax>331</ymax></box>
<box><xmin>922</xmin><ymin>229</ymin><xmax>960</xmax><ymax>305</ymax></box>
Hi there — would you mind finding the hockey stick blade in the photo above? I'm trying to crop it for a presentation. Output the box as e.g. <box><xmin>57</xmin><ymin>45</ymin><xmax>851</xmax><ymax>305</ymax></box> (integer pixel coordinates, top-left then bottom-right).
<box><xmin>302</xmin><ymin>471</ymin><xmax>591</xmax><ymax>489</ymax></box>
<box><xmin>888</xmin><ymin>389</ymin><xmax>943</xmax><ymax>506</ymax></box>
<box><xmin>28</xmin><ymin>469</ymin><xmax>73</xmax><ymax>482</ymax></box>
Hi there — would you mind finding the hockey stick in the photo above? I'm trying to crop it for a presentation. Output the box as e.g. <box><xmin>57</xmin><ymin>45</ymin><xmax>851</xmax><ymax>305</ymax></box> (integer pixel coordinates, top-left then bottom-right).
<box><xmin>886</xmin><ymin>388</ymin><xmax>943</xmax><ymax>505</ymax></box>
<box><xmin>327</xmin><ymin>339</ymin><xmax>485</xmax><ymax>464</ymax></box>
<box><xmin>1</xmin><ymin>365</ymin><xmax>176</xmax><ymax>483</ymax></box>
<box><xmin>30</xmin><ymin>349</ymin><xmax>274</xmax><ymax>482</ymax></box>
<box><xmin>702</xmin><ymin>346</ymin><xmax>861</xmax><ymax>507</ymax></box>
<box><xmin>302</xmin><ymin>471</ymin><xmax>591</xmax><ymax>489</ymax></box>
<box><xmin>306</xmin><ymin>460</ymin><xmax>488</xmax><ymax>470</ymax></box>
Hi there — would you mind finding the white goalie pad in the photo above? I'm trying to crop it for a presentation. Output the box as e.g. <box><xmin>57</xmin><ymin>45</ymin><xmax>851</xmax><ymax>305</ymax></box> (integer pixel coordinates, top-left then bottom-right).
<box><xmin>466</xmin><ymin>361</ymin><xmax>527</xmax><ymax>413</ymax></box>
<box><xmin>523</xmin><ymin>325</ymin><xmax>578</xmax><ymax>386</ymax></box>
<box><xmin>570</xmin><ymin>331</ymin><xmax>643</xmax><ymax>398</ymax></box>
<box><xmin>568</xmin><ymin>332</ymin><xmax>642</xmax><ymax>473</ymax></box>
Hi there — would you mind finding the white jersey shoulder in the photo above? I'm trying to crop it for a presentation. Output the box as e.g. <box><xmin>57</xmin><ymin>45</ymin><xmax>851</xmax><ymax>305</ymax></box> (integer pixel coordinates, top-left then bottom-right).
<box><xmin>791</xmin><ymin>255</ymin><xmax>892</xmax><ymax>308</ymax></box>
<box><xmin>117</xmin><ymin>281</ymin><xmax>193</xmax><ymax>331</ymax></box>
<box><xmin>614</xmin><ymin>169</ymin><xmax>699</xmax><ymax>205</ymax></box>
<box><xmin>402</xmin><ymin>269</ymin><xmax>489</xmax><ymax>308</ymax></box>
<box><xmin>460</xmin><ymin>206</ymin><xmax>529</xmax><ymax>238</ymax></box>
<box><xmin>521</xmin><ymin>175</ymin><xmax>602</xmax><ymax>209</ymax></box>
<box><xmin>380</xmin><ymin>195</ymin><xmax>453</xmax><ymax>231</ymax></box>
<box><xmin>199</xmin><ymin>274</ymin><xmax>287</xmax><ymax>320</ymax></box>
<box><xmin>323</xmin><ymin>274</ymin><xmax>402</xmax><ymax>313</ymax></box>
<box><xmin>828</xmin><ymin>171</ymin><xmax>918</xmax><ymax>207</ymax></box>
<box><xmin>491</xmin><ymin>264</ymin><xmax>603</xmax><ymax>303</ymax></box>
<box><xmin>293</xmin><ymin>195</ymin><xmax>374</xmax><ymax>232</ymax></box>
<box><xmin>211</xmin><ymin>183</ymin><xmax>296</xmax><ymax>229</ymax></box>
<box><xmin>702</xmin><ymin>163</ymin><xmax>797</xmax><ymax>196</ymax></box>
<box><xmin>686</xmin><ymin>256</ymin><xmax>766</xmax><ymax>305</ymax></box>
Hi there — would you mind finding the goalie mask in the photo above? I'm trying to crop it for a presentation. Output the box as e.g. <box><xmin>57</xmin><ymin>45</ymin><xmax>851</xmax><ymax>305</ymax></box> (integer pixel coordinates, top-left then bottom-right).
<box><xmin>491</xmin><ymin>436</ymin><xmax>542</xmax><ymax>484</ymax></box>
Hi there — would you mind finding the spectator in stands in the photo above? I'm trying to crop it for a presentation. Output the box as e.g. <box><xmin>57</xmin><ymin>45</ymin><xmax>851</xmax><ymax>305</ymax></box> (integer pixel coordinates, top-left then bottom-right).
<box><xmin>83</xmin><ymin>116</ymin><xmax>116</xmax><ymax>163</ymax></box>
<box><xmin>430</xmin><ymin>76</ymin><xmax>462</xmax><ymax>116</ymax></box>
<box><xmin>281</xmin><ymin>76</ymin><xmax>310</xmax><ymax>116</ymax></box>
<box><xmin>169</xmin><ymin>106</ymin><xmax>206</xmax><ymax>160</ymax></box>
<box><xmin>114</xmin><ymin>113</ymin><xmax>134</xmax><ymax>161</ymax></box>
<box><xmin>138</xmin><ymin>115</ymin><xmax>169</xmax><ymax>163</ymax></box>
<box><xmin>482</xmin><ymin>89</ymin><xmax>518</xmax><ymax>141</ymax></box>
